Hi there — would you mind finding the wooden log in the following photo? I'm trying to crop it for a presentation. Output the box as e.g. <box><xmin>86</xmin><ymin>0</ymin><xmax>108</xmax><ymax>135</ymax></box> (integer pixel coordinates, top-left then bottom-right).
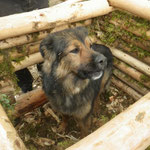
<box><xmin>12</xmin><ymin>52</ymin><xmax>43</xmax><ymax>71</ymax></box>
<box><xmin>111</xmin><ymin>47</ymin><xmax>150</xmax><ymax>77</ymax></box>
<box><xmin>0</xmin><ymin>19</ymin><xmax>92</xmax><ymax>50</ymax></box>
<box><xmin>0</xmin><ymin>41</ymin><xmax>40</xmax><ymax>63</ymax></box>
<box><xmin>109</xmin><ymin>0</ymin><xmax>150</xmax><ymax>21</ymax></box>
<box><xmin>15</xmin><ymin>88</ymin><xmax>47</xmax><ymax>117</ymax></box>
<box><xmin>114</xmin><ymin>59</ymin><xmax>150</xmax><ymax>89</ymax></box>
<box><xmin>67</xmin><ymin>92</ymin><xmax>150</xmax><ymax>150</ymax></box>
<box><xmin>115</xmin><ymin>41</ymin><xmax>150</xmax><ymax>65</ymax></box>
<box><xmin>0</xmin><ymin>31</ymin><xmax>47</xmax><ymax>50</ymax></box>
<box><xmin>113</xmin><ymin>68</ymin><xmax>149</xmax><ymax>96</ymax></box>
<box><xmin>0</xmin><ymin>104</ymin><xmax>26</xmax><ymax>150</ymax></box>
<box><xmin>111</xmin><ymin>76</ymin><xmax>142</xmax><ymax>100</ymax></box>
<box><xmin>0</xmin><ymin>86</ymin><xmax>14</xmax><ymax>94</ymax></box>
<box><xmin>112</xmin><ymin>39</ymin><xmax>150</xmax><ymax>65</ymax></box>
<box><xmin>0</xmin><ymin>0</ymin><xmax>113</xmax><ymax>40</ymax></box>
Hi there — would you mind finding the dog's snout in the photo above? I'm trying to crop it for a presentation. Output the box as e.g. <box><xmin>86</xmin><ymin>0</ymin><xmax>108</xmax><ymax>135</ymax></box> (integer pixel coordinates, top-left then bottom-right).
<box><xmin>94</xmin><ymin>55</ymin><xmax>106</xmax><ymax>65</ymax></box>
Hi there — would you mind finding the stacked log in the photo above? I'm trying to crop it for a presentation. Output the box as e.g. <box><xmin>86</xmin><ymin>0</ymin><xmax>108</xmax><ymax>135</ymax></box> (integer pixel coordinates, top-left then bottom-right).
<box><xmin>0</xmin><ymin>0</ymin><xmax>150</xmax><ymax>149</ymax></box>
<box><xmin>91</xmin><ymin>9</ymin><xmax>150</xmax><ymax>100</ymax></box>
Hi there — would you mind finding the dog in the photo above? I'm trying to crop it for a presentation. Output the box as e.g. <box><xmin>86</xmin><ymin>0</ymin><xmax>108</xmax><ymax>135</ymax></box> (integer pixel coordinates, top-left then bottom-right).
<box><xmin>39</xmin><ymin>27</ymin><xmax>113</xmax><ymax>137</ymax></box>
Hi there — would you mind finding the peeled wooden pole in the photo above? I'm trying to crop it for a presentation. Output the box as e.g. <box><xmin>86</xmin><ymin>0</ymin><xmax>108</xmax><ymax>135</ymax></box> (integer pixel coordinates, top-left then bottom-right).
<box><xmin>109</xmin><ymin>0</ymin><xmax>150</xmax><ymax>21</ymax></box>
<box><xmin>13</xmin><ymin>52</ymin><xmax>43</xmax><ymax>71</ymax></box>
<box><xmin>0</xmin><ymin>31</ymin><xmax>47</xmax><ymax>50</ymax></box>
<box><xmin>111</xmin><ymin>47</ymin><xmax>150</xmax><ymax>77</ymax></box>
<box><xmin>0</xmin><ymin>19</ymin><xmax>92</xmax><ymax>50</ymax></box>
<box><xmin>0</xmin><ymin>0</ymin><xmax>113</xmax><ymax>40</ymax></box>
<box><xmin>67</xmin><ymin>92</ymin><xmax>150</xmax><ymax>150</ymax></box>
<box><xmin>0</xmin><ymin>41</ymin><xmax>40</xmax><ymax>63</ymax></box>
<box><xmin>113</xmin><ymin>68</ymin><xmax>149</xmax><ymax>95</ymax></box>
<box><xmin>0</xmin><ymin>104</ymin><xmax>26</xmax><ymax>150</ymax></box>
<box><xmin>114</xmin><ymin>59</ymin><xmax>150</xmax><ymax>89</ymax></box>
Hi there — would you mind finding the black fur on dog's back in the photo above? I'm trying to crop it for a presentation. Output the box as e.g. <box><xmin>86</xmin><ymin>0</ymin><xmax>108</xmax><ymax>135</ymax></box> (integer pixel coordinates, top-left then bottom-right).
<box><xmin>40</xmin><ymin>27</ymin><xmax>113</xmax><ymax>136</ymax></box>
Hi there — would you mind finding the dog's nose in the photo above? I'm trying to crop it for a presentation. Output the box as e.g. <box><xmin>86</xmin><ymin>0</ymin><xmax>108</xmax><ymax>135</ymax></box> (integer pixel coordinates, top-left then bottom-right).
<box><xmin>94</xmin><ymin>55</ymin><xmax>106</xmax><ymax>65</ymax></box>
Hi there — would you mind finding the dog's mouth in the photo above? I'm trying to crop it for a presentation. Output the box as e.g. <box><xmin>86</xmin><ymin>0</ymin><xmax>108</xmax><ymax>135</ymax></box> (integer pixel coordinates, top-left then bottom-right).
<box><xmin>77</xmin><ymin>70</ymin><xmax>104</xmax><ymax>80</ymax></box>
<box><xmin>88</xmin><ymin>71</ymin><xmax>103</xmax><ymax>80</ymax></box>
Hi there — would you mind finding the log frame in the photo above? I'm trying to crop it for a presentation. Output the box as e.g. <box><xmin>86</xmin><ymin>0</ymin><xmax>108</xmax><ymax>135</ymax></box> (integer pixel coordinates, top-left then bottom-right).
<box><xmin>0</xmin><ymin>0</ymin><xmax>150</xmax><ymax>149</ymax></box>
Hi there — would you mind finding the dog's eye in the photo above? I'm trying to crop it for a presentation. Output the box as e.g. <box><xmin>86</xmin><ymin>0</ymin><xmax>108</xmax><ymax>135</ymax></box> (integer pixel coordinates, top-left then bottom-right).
<box><xmin>70</xmin><ymin>48</ymin><xmax>79</xmax><ymax>54</ymax></box>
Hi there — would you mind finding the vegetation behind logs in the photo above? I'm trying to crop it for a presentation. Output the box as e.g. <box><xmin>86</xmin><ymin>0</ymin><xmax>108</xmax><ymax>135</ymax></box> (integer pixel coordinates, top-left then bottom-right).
<box><xmin>89</xmin><ymin>10</ymin><xmax>150</xmax><ymax>95</ymax></box>
<box><xmin>90</xmin><ymin>10</ymin><xmax>150</xmax><ymax>60</ymax></box>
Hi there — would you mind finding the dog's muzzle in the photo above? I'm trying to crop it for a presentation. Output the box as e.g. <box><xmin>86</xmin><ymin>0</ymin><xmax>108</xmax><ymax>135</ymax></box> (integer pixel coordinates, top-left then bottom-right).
<box><xmin>78</xmin><ymin>54</ymin><xmax>107</xmax><ymax>80</ymax></box>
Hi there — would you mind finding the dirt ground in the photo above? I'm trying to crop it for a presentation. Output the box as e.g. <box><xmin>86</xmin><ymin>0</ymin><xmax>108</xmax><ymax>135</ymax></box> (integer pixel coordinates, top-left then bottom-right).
<box><xmin>11</xmin><ymin>65</ymin><xmax>137</xmax><ymax>150</ymax></box>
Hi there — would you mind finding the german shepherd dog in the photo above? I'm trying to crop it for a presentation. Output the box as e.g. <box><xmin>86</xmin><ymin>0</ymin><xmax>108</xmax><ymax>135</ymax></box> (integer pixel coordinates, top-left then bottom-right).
<box><xmin>39</xmin><ymin>27</ymin><xmax>113</xmax><ymax>137</ymax></box>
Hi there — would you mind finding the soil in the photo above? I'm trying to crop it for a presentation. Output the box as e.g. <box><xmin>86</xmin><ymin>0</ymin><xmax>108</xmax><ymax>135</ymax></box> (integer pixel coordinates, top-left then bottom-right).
<box><xmin>12</xmin><ymin>65</ymin><xmax>136</xmax><ymax>150</ymax></box>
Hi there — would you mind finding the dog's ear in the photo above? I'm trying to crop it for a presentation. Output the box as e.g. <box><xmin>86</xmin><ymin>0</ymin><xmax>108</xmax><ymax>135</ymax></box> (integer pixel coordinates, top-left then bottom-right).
<box><xmin>74</xmin><ymin>26</ymin><xmax>88</xmax><ymax>37</ymax></box>
<box><xmin>39</xmin><ymin>35</ymin><xmax>54</xmax><ymax>58</ymax></box>
<box><xmin>75</xmin><ymin>27</ymin><xmax>88</xmax><ymax>35</ymax></box>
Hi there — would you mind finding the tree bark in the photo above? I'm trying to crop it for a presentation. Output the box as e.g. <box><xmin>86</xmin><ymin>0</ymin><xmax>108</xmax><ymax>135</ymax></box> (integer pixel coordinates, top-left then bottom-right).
<box><xmin>15</xmin><ymin>88</ymin><xmax>47</xmax><ymax>117</ymax></box>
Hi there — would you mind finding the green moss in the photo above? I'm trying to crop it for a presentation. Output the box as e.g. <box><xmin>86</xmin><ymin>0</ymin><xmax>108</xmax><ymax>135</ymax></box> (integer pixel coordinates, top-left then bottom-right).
<box><xmin>57</xmin><ymin>140</ymin><xmax>75</xmax><ymax>149</ymax></box>
<box><xmin>100</xmin><ymin>115</ymin><xmax>109</xmax><ymax>124</ymax></box>
<box><xmin>26</xmin><ymin>144</ymin><xmax>37</xmax><ymax>150</ymax></box>
<box><xmin>140</xmin><ymin>74</ymin><xmax>150</xmax><ymax>82</ymax></box>
<box><xmin>110</xmin><ymin>10</ymin><xmax>150</xmax><ymax>30</ymax></box>
<box><xmin>31</xmin><ymin>32</ymin><xmax>40</xmax><ymax>41</ymax></box>
<box><xmin>113</xmin><ymin>57</ymin><xmax>121</xmax><ymax>65</ymax></box>
<box><xmin>0</xmin><ymin>50</ymin><xmax>18</xmax><ymax>86</ymax></box>
<box><xmin>91</xmin><ymin>14</ymin><xmax>150</xmax><ymax>59</ymax></box>
<box><xmin>137</xmin><ymin>81</ymin><xmax>146</xmax><ymax>88</ymax></box>
<box><xmin>0</xmin><ymin>43</ymin><xmax>29</xmax><ymax>89</ymax></box>
<box><xmin>146</xmin><ymin>146</ymin><xmax>150</xmax><ymax>150</ymax></box>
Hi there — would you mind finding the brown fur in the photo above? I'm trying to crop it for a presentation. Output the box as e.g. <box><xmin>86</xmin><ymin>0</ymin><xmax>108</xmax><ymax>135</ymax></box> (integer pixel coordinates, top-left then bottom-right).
<box><xmin>40</xmin><ymin>27</ymin><xmax>113</xmax><ymax>137</ymax></box>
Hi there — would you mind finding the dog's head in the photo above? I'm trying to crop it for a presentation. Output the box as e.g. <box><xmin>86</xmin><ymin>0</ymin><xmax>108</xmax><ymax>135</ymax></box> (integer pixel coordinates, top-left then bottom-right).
<box><xmin>40</xmin><ymin>27</ymin><xmax>107</xmax><ymax>80</ymax></box>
